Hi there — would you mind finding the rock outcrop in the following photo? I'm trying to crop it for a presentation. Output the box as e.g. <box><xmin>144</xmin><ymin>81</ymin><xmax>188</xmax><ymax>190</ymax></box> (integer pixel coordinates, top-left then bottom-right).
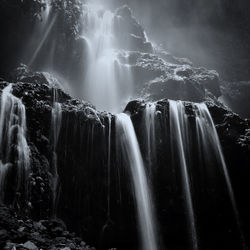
<box><xmin>221</xmin><ymin>80</ymin><xmax>250</xmax><ymax>118</ymax></box>
<box><xmin>0</xmin><ymin>66</ymin><xmax>249</xmax><ymax>249</ymax></box>
<box><xmin>121</xmin><ymin>51</ymin><xmax>221</xmax><ymax>101</ymax></box>
<box><xmin>114</xmin><ymin>5</ymin><xmax>153</xmax><ymax>53</ymax></box>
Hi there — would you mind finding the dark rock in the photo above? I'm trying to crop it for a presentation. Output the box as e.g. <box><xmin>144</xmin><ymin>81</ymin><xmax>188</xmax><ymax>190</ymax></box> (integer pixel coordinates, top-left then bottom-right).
<box><xmin>114</xmin><ymin>5</ymin><xmax>153</xmax><ymax>53</ymax></box>
<box><xmin>17</xmin><ymin>227</ymin><xmax>26</xmax><ymax>232</ymax></box>
<box><xmin>221</xmin><ymin>80</ymin><xmax>250</xmax><ymax>118</ymax></box>
<box><xmin>0</xmin><ymin>205</ymin><xmax>95</xmax><ymax>250</ymax></box>
<box><xmin>55</xmin><ymin>236</ymin><xmax>66</xmax><ymax>242</ymax></box>
<box><xmin>23</xmin><ymin>241</ymin><xmax>38</xmax><ymax>250</ymax></box>
<box><xmin>119</xmin><ymin>51</ymin><xmax>221</xmax><ymax>102</ymax></box>
<box><xmin>1</xmin><ymin>65</ymin><xmax>249</xmax><ymax>250</ymax></box>
<box><xmin>3</xmin><ymin>242</ymin><xmax>16</xmax><ymax>250</ymax></box>
<box><xmin>68</xmin><ymin>242</ymin><xmax>76</xmax><ymax>249</ymax></box>
<box><xmin>0</xmin><ymin>229</ymin><xmax>9</xmax><ymax>242</ymax></box>
<box><xmin>124</xmin><ymin>100</ymin><xmax>145</xmax><ymax>115</ymax></box>
<box><xmin>145</xmin><ymin>77</ymin><xmax>205</xmax><ymax>102</ymax></box>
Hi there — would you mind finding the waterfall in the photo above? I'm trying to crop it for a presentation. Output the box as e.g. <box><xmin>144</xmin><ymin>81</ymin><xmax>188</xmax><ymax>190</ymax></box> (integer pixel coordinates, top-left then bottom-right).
<box><xmin>50</xmin><ymin>88</ymin><xmax>62</xmax><ymax>215</ymax></box>
<box><xmin>42</xmin><ymin>0</ymin><xmax>52</xmax><ymax>23</ymax></box>
<box><xmin>169</xmin><ymin>100</ymin><xmax>199</xmax><ymax>250</ymax></box>
<box><xmin>82</xmin><ymin>2</ymin><xmax>133</xmax><ymax>113</ymax></box>
<box><xmin>0</xmin><ymin>84</ymin><xmax>30</xmax><ymax>203</ymax></box>
<box><xmin>168</xmin><ymin>100</ymin><xmax>246</xmax><ymax>249</ymax></box>
<box><xmin>194</xmin><ymin>103</ymin><xmax>247</xmax><ymax>250</ymax></box>
<box><xmin>107</xmin><ymin>114</ymin><xmax>112</xmax><ymax>218</ymax></box>
<box><xmin>144</xmin><ymin>102</ymin><xmax>157</xmax><ymax>172</ymax></box>
<box><xmin>116</xmin><ymin>113</ymin><xmax>158</xmax><ymax>250</ymax></box>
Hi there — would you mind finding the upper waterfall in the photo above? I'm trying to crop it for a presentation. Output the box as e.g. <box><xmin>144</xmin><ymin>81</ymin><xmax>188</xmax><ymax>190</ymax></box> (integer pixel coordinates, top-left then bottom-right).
<box><xmin>82</xmin><ymin>1</ymin><xmax>133</xmax><ymax>113</ymax></box>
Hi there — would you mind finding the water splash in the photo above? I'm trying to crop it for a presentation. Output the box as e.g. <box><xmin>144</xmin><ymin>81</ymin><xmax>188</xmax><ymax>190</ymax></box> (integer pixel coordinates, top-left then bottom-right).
<box><xmin>116</xmin><ymin>113</ymin><xmax>158</xmax><ymax>250</ymax></box>
<box><xmin>169</xmin><ymin>100</ymin><xmax>199</xmax><ymax>250</ymax></box>
<box><xmin>0</xmin><ymin>84</ymin><xmax>30</xmax><ymax>203</ymax></box>
<box><xmin>194</xmin><ymin>103</ymin><xmax>247</xmax><ymax>250</ymax></box>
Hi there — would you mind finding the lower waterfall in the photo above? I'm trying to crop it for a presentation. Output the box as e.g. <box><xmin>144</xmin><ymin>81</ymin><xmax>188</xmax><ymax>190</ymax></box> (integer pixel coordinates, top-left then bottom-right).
<box><xmin>116</xmin><ymin>113</ymin><xmax>158</xmax><ymax>250</ymax></box>
<box><xmin>169</xmin><ymin>100</ymin><xmax>199</xmax><ymax>250</ymax></box>
<box><xmin>0</xmin><ymin>84</ymin><xmax>30</xmax><ymax>204</ymax></box>
<box><xmin>50</xmin><ymin>88</ymin><xmax>62</xmax><ymax>216</ymax></box>
<box><xmin>144</xmin><ymin>102</ymin><xmax>157</xmax><ymax>173</ymax></box>
<box><xmin>194</xmin><ymin>103</ymin><xmax>247</xmax><ymax>250</ymax></box>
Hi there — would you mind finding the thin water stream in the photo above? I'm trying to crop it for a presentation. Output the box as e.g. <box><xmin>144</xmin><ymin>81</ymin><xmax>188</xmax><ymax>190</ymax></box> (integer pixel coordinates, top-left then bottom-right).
<box><xmin>116</xmin><ymin>113</ymin><xmax>158</xmax><ymax>250</ymax></box>
<box><xmin>0</xmin><ymin>84</ymin><xmax>30</xmax><ymax>203</ymax></box>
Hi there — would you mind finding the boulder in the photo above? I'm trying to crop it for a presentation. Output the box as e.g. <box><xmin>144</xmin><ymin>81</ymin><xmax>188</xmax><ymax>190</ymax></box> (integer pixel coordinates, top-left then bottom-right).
<box><xmin>23</xmin><ymin>241</ymin><xmax>38</xmax><ymax>250</ymax></box>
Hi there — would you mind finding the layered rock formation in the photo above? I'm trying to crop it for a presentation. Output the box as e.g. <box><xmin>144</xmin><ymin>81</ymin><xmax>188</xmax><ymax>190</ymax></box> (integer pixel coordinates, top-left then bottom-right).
<box><xmin>0</xmin><ymin>2</ymin><xmax>250</xmax><ymax>250</ymax></box>
<box><xmin>0</xmin><ymin>64</ymin><xmax>250</xmax><ymax>249</ymax></box>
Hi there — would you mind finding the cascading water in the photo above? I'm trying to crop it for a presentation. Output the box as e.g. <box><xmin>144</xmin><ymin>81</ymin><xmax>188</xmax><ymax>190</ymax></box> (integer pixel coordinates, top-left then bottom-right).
<box><xmin>144</xmin><ymin>102</ymin><xmax>157</xmax><ymax>172</ymax></box>
<box><xmin>50</xmin><ymin>88</ymin><xmax>62</xmax><ymax>215</ymax></box>
<box><xmin>82</xmin><ymin>2</ymin><xmax>133</xmax><ymax>113</ymax></box>
<box><xmin>0</xmin><ymin>84</ymin><xmax>30</xmax><ymax>203</ymax></box>
<box><xmin>194</xmin><ymin>103</ymin><xmax>247</xmax><ymax>250</ymax></box>
<box><xmin>167</xmin><ymin>100</ymin><xmax>247</xmax><ymax>249</ymax></box>
<box><xmin>116</xmin><ymin>113</ymin><xmax>158</xmax><ymax>250</ymax></box>
<box><xmin>106</xmin><ymin>114</ymin><xmax>112</xmax><ymax>218</ymax></box>
<box><xmin>169</xmin><ymin>100</ymin><xmax>199</xmax><ymax>250</ymax></box>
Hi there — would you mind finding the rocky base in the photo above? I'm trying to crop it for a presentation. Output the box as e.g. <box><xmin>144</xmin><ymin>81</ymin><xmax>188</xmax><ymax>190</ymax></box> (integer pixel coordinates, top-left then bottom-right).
<box><xmin>0</xmin><ymin>205</ymin><xmax>96</xmax><ymax>250</ymax></box>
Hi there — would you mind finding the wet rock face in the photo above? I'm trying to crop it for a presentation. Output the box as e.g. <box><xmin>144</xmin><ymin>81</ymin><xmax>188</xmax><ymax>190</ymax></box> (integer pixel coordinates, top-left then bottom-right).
<box><xmin>1</xmin><ymin>67</ymin><xmax>135</xmax><ymax>249</ymax></box>
<box><xmin>221</xmin><ymin>80</ymin><xmax>250</xmax><ymax>118</ymax></box>
<box><xmin>114</xmin><ymin>5</ymin><xmax>153</xmax><ymax>53</ymax></box>
<box><xmin>0</xmin><ymin>65</ymin><xmax>106</xmax><ymax>217</ymax></box>
<box><xmin>122</xmin><ymin>52</ymin><xmax>221</xmax><ymax>102</ymax></box>
<box><xmin>1</xmin><ymin>67</ymin><xmax>250</xmax><ymax>249</ymax></box>
<box><xmin>125</xmin><ymin>99</ymin><xmax>250</xmax><ymax>249</ymax></box>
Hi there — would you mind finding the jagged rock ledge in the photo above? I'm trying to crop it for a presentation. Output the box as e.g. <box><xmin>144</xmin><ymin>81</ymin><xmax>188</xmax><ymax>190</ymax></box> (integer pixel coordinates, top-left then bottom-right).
<box><xmin>1</xmin><ymin>66</ymin><xmax>250</xmax><ymax>249</ymax></box>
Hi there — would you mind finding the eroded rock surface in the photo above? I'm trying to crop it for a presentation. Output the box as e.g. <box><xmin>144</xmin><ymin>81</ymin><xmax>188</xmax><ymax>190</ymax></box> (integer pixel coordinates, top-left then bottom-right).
<box><xmin>0</xmin><ymin>66</ymin><xmax>249</xmax><ymax>249</ymax></box>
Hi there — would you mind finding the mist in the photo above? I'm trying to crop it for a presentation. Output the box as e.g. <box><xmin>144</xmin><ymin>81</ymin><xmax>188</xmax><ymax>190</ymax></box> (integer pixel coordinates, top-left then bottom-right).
<box><xmin>116</xmin><ymin>0</ymin><xmax>250</xmax><ymax>81</ymax></box>
<box><xmin>0</xmin><ymin>1</ymin><xmax>250</xmax><ymax>250</ymax></box>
